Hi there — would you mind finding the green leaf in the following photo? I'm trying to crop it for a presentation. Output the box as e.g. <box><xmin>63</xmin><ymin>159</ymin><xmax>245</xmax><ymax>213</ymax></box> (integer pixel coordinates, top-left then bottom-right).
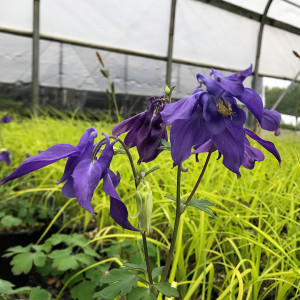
<box><xmin>11</xmin><ymin>253</ymin><xmax>33</xmax><ymax>275</ymax></box>
<box><xmin>151</xmin><ymin>266</ymin><xmax>164</xmax><ymax>279</ymax></box>
<box><xmin>1</xmin><ymin>215</ymin><xmax>22</xmax><ymax>227</ymax></box>
<box><xmin>166</xmin><ymin>196</ymin><xmax>215</xmax><ymax>217</ymax></box>
<box><xmin>123</xmin><ymin>262</ymin><xmax>147</xmax><ymax>272</ymax></box>
<box><xmin>0</xmin><ymin>279</ymin><xmax>14</xmax><ymax>294</ymax></box>
<box><xmin>75</xmin><ymin>253</ymin><xmax>95</xmax><ymax>265</ymax></box>
<box><xmin>95</xmin><ymin>274</ymin><xmax>137</xmax><ymax>299</ymax></box>
<box><xmin>33</xmin><ymin>252</ymin><xmax>46</xmax><ymax>267</ymax></box>
<box><xmin>165</xmin><ymin>84</ymin><xmax>170</xmax><ymax>95</ymax></box>
<box><xmin>144</xmin><ymin>167</ymin><xmax>160</xmax><ymax>177</ymax></box>
<box><xmin>100</xmin><ymin>269</ymin><xmax>132</xmax><ymax>284</ymax></box>
<box><xmin>71</xmin><ymin>280</ymin><xmax>97</xmax><ymax>300</ymax></box>
<box><xmin>49</xmin><ymin>247</ymin><xmax>79</xmax><ymax>271</ymax></box>
<box><xmin>158</xmin><ymin>139</ymin><xmax>171</xmax><ymax>151</ymax></box>
<box><xmin>142</xmin><ymin>292</ymin><xmax>157</xmax><ymax>300</ymax></box>
<box><xmin>154</xmin><ymin>282</ymin><xmax>179</xmax><ymax>298</ymax></box>
<box><xmin>4</xmin><ymin>245</ymin><xmax>30</xmax><ymax>258</ymax></box>
<box><xmin>127</xmin><ymin>287</ymin><xmax>154</xmax><ymax>300</ymax></box>
<box><xmin>29</xmin><ymin>287</ymin><xmax>51</xmax><ymax>300</ymax></box>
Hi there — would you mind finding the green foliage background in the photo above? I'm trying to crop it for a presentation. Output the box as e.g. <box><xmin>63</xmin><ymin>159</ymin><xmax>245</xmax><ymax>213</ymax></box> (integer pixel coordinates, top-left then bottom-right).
<box><xmin>0</xmin><ymin>116</ymin><xmax>300</xmax><ymax>299</ymax></box>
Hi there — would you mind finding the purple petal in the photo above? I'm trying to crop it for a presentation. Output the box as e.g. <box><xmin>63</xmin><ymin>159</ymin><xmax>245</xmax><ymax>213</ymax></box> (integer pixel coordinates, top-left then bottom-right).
<box><xmin>58</xmin><ymin>128</ymin><xmax>98</xmax><ymax>184</ymax></box>
<box><xmin>72</xmin><ymin>158</ymin><xmax>103</xmax><ymax>214</ymax></box>
<box><xmin>0</xmin><ymin>144</ymin><xmax>80</xmax><ymax>185</ymax></box>
<box><xmin>170</xmin><ymin>110</ymin><xmax>209</xmax><ymax>166</ymax></box>
<box><xmin>227</xmin><ymin>65</ymin><xmax>252</xmax><ymax>81</ymax></box>
<box><xmin>242</xmin><ymin>137</ymin><xmax>264</xmax><ymax>170</ymax></box>
<box><xmin>103</xmin><ymin>171</ymin><xmax>139</xmax><ymax>231</ymax></box>
<box><xmin>62</xmin><ymin>177</ymin><xmax>75</xmax><ymax>198</ymax></box>
<box><xmin>160</xmin><ymin>93</ymin><xmax>201</xmax><ymax>126</ymax></box>
<box><xmin>227</xmin><ymin>105</ymin><xmax>247</xmax><ymax>127</ymax></box>
<box><xmin>192</xmin><ymin>140</ymin><xmax>214</xmax><ymax>154</ymax></box>
<box><xmin>212</xmin><ymin>69</ymin><xmax>244</xmax><ymax>96</ymax></box>
<box><xmin>238</xmin><ymin>88</ymin><xmax>263</xmax><ymax>123</ymax></box>
<box><xmin>112</xmin><ymin>112</ymin><xmax>145</xmax><ymax>138</ymax></box>
<box><xmin>0</xmin><ymin>151</ymin><xmax>10</xmax><ymax>166</ymax></box>
<box><xmin>212</xmin><ymin>123</ymin><xmax>245</xmax><ymax>177</ymax></box>
<box><xmin>0</xmin><ymin>115</ymin><xmax>13</xmax><ymax>123</ymax></box>
<box><xmin>205</xmin><ymin>102</ymin><xmax>226</xmax><ymax>135</ymax></box>
<box><xmin>261</xmin><ymin>109</ymin><xmax>281</xmax><ymax>132</ymax></box>
<box><xmin>197</xmin><ymin>73</ymin><xmax>224</xmax><ymax>98</ymax></box>
<box><xmin>244</xmin><ymin>128</ymin><xmax>281</xmax><ymax>166</ymax></box>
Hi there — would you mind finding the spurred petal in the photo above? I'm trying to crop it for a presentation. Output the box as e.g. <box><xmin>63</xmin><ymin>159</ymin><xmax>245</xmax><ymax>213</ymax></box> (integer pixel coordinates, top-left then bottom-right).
<box><xmin>192</xmin><ymin>140</ymin><xmax>214</xmax><ymax>154</ymax></box>
<box><xmin>103</xmin><ymin>171</ymin><xmax>139</xmax><ymax>231</ymax></box>
<box><xmin>261</xmin><ymin>109</ymin><xmax>281</xmax><ymax>131</ymax></box>
<box><xmin>227</xmin><ymin>65</ymin><xmax>252</xmax><ymax>81</ymax></box>
<box><xmin>244</xmin><ymin>128</ymin><xmax>281</xmax><ymax>166</ymax></box>
<box><xmin>0</xmin><ymin>144</ymin><xmax>80</xmax><ymax>185</ymax></box>
<box><xmin>242</xmin><ymin>137</ymin><xmax>264</xmax><ymax>170</ymax></box>
<box><xmin>197</xmin><ymin>73</ymin><xmax>224</xmax><ymax>98</ymax></box>
<box><xmin>238</xmin><ymin>88</ymin><xmax>263</xmax><ymax>123</ymax></box>
<box><xmin>160</xmin><ymin>93</ymin><xmax>200</xmax><ymax>126</ymax></box>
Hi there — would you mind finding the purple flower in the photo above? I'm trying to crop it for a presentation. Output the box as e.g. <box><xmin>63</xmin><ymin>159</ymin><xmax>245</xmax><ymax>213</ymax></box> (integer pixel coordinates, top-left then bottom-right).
<box><xmin>1</xmin><ymin>115</ymin><xmax>13</xmax><ymax>123</ymax></box>
<box><xmin>0</xmin><ymin>151</ymin><xmax>10</xmax><ymax>166</ymax></box>
<box><xmin>112</xmin><ymin>97</ymin><xmax>168</xmax><ymax>164</ymax></box>
<box><xmin>0</xmin><ymin>128</ymin><xmax>138</xmax><ymax>231</ymax></box>
<box><xmin>161</xmin><ymin>65</ymin><xmax>281</xmax><ymax>177</ymax></box>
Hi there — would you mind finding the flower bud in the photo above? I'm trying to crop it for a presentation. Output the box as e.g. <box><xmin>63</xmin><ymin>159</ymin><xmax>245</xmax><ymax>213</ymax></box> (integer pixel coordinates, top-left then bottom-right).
<box><xmin>135</xmin><ymin>181</ymin><xmax>153</xmax><ymax>234</ymax></box>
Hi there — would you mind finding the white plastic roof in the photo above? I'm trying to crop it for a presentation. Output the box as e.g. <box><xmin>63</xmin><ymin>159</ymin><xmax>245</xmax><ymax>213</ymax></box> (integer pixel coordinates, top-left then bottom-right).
<box><xmin>0</xmin><ymin>0</ymin><xmax>299</xmax><ymax>97</ymax></box>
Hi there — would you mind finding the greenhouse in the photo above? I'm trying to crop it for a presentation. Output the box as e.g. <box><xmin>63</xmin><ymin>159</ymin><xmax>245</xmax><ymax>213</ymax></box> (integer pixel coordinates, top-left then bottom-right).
<box><xmin>0</xmin><ymin>0</ymin><xmax>299</xmax><ymax>299</ymax></box>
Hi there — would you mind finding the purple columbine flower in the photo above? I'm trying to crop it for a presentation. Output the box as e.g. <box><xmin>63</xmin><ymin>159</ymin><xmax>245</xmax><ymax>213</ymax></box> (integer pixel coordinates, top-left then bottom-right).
<box><xmin>112</xmin><ymin>97</ymin><xmax>168</xmax><ymax>164</ymax></box>
<box><xmin>0</xmin><ymin>151</ymin><xmax>10</xmax><ymax>166</ymax></box>
<box><xmin>161</xmin><ymin>65</ymin><xmax>281</xmax><ymax>177</ymax></box>
<box><xmin>0</xmin><ymin>128</ymin><xmax>138</xmax><ymax>231</ymax></box>
<box><xmin>0</xmin><ymin>115</ymin><xmax>13</xmax><ymax>123</ymax></box>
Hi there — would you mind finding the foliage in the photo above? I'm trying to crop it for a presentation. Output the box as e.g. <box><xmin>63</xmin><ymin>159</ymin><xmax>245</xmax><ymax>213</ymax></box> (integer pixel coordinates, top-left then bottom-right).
<box><xmin>0</xmin><ymin>116</ymin><xmax>300</xmax><ymax>299</ymax></box>
<box><xmin>265</xmin><ymin>83</ymin><xmax>300</xmax><ymax>116</ymax></box>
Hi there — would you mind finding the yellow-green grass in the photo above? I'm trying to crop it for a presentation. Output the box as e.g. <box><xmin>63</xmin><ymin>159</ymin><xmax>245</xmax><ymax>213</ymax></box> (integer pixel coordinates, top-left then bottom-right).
<box><xmin>1</xmin><ymin>116</ymin><xmax>300</xmax><ymax>299</ymax></box>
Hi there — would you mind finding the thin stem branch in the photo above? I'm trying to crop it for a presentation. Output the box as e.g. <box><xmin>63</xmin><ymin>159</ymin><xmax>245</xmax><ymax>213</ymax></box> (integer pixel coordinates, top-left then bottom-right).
<box><xmin>142</xmin><ymin>232</ymin><xmax>154</xmax><ymax>285</ymax></box>
<box><xmin>181</xmin><ymin>144</ymin><xmax>214</xmax><ymax>212</ymax></box>
<box><xmin>160</xmin><ymin>166</ymin><xmax>181</xmax><ymax>282</ymax></box>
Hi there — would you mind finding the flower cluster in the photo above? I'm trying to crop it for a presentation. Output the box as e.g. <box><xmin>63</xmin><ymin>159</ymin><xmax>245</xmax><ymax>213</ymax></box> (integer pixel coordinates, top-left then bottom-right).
<box><xmin>160</xmin><ymin>65</ymin><xmax>281</xmax><ymax>177</ymax></box>
<box><xmin>0</xmin><ymin>128</ymin><xmax>138</xmax><ymax>231</ymax></box>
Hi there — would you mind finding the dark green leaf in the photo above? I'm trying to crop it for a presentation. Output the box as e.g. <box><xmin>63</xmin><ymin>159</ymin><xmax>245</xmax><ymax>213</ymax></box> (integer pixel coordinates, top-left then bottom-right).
<box><xmin>166</xmin><ymin>196</ymin><xmax>215</xmax><ymax>217</ymax></box>
<box><xmin>29</xmin><ymin>287</ymin><xmax>51</xmax><ymax>300</ymax></box>
<box><xmin>100</xmin><ymin>269</ymin><xmax>132</xmax><ymax>284</ymax></box>
<box><xmin>154</xmin><ymin>282</ymin><xmax>179</xmax><ymax>298</ymax></box>
<box><xmin>1</xmin><ymin>215</ymin><xmax>22</xmax><ymax>227</ymax></box>
<box><xmin>158</xmin><ymin>139</ymin><xmax>171</xmax><ymax>151</ymax></box>
<box><xmin>144</xmin><ymin>167</ymin><xmax>160</xmax><ymax>177</ymax></box>
<box><xmin>123</xmin><ymin>262</ymin><xmax>147</xmax><ymax>272</ymax></box>
<box><xmin>151</xmin><ymin>266</ymin><xmax>164</xmax><ymax>279</ymax></box>
<box><xmin>127</xmin><ymin>287</ymin><xmax>151</xmax><ymax>300</ymax></box>
<box><xmin>71</xmin><ymin>280</ymin><xmax>97</xmax><ymax>300</ymax></box>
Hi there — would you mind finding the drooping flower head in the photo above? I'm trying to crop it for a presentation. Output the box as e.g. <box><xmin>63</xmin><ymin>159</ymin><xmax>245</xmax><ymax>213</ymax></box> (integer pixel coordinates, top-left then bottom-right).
<box><xmin>0</xmin><ymin>151</ymin><xmax>10</xmax><ymax>166</ymax></box>
<box><xmin>0</xmin><ymin>128</ymin><xmax>139</xmax><ymax>231</ymax></box>
<box><xmin>0</xmin><ymin>115</ymin><xmax>13</xmax><ymax>124</ymax></box>
<box><xmin>161</xmin><ymin>65</ymin><xmax>281</xmax><ymax>177</ymax></box>
<box><xmin>112</xmin><ymin>97</ymin><xmax>168</xmax><ymax>164</ymax></box>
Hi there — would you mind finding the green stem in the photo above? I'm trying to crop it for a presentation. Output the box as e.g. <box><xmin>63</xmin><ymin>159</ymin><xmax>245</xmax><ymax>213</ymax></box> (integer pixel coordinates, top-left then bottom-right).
<box><xmin>181</xmin><ymin>144</ymin><xmax>214</xmax><ymax>213</ymax></box>
<box><xmin>113</xmin><ymin>138</ymin><xmax>153</xmax><ymax>285</ymax></box>
<box><xmin>160</xmin><ymin>166</ymin><xmax>181</xmax><ymax>282</ymax></box>
<box><xmin>142</xmin><ymin>232</ymin><xmax>154</xmax><ymax>285</ymax></box>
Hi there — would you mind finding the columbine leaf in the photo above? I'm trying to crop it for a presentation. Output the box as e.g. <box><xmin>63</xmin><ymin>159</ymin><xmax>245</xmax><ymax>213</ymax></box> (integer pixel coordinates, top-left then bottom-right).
<box><xmin>100</xmin><ymin>269</ymin><xmax>132</xmax><ymax>284</ymax></box>
<box><xmin>48</xmin><ymin>247</ymin><xmax>79</xmax><ymax>271</ymax></box>
<box><xmin>151</xmin><ymin>266</ymin><xmax>164</xmax><ymax>279</ymax></box>
<box><xmin>166</xmin><ymin>196</ymin><xmax>215</xmax><ymax>217</ymax></box>
<box><xmin>29</xmin><ymin>287</ymin><xmax>51</xmax><ymax>300</ymax></box>
<box><xmin>0</xmin><ymin>279</ymin><xmax>32</xmax><ymax>295</ymax></box>
<box><xmin>158</xmin><ymin>139</ymin><xmax>171</xmax><ymax>151</ymax></box>
<box><xmin>127</xmin><ymin>287</ymin><xmax>156</xmax><ymax>300</ymax></box>
<box><xmin>11</xmin><ymin>253</ymin><xmax>33</xmax><ymax>275</ymax></box>
<box><xmin>32</xmin><ymin>252</ymin><xmax>46</xmax><ymax>267</ymax></box>
<box><xmin>123</xmin><ymin>262</ymin><xmax>147</xmax><ymax>272</ymax></box>
<box><xmin>154</xmin><ymin>282</ymin><xmax>179</xmax><ymax>298</ymax></box>
<box><xmin>71</xmin><ymin>280</ymin><xmax>97</xmax><ymax>300</ymax></box>
<box><xmin>1</xmin><ymin>215</ymin><xmax>22</xmax><ymax>227</ymax></box>
<box><xmin>95</xmin><ymin>274</ymin><xmax>137</xmax><ymax>299</ymax></box>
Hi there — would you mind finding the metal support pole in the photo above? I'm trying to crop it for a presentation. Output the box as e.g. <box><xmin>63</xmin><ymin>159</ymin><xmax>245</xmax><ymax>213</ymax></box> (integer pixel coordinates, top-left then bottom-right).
<box><xmin>32</xmin><ymin>0</ymin><xmax>40</xmax><ymax>113</ymax></box>
<box><xmin>165</xmin><ymin>0</ymin><xmax>177</xmax><ymax>86</ymax></box>
<box><xmin>271</xmin><ymin>69</ymin><xmax>300</xmax><ymax>110</ymax></box>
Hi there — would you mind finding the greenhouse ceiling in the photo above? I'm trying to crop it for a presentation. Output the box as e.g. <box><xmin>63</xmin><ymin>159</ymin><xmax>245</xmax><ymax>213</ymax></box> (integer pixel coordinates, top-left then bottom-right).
<box><xmin>0</xmin><ymin>0</ymin><xmax>299</xmax><ymax>96</ymax></box>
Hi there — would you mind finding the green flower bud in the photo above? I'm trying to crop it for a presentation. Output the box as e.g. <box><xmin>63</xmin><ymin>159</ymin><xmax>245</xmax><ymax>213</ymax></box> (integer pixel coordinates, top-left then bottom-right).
<box><xmin>136</xmin><ymin>181</ymin><xmax>153</xmax><ymax>234</ymax></box>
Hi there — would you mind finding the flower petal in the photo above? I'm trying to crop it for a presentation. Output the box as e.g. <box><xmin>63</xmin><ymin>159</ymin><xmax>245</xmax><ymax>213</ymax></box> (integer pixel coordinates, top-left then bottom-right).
<box><xmin>103</xmin><ymin>171</ymin><xmax>139</xmax><ymax>231</ymax></box>
<box><xmin>238</xmin><ymin>88</ymin><xmax>264</xmax><ymax>123</ymax></box>
<box><xmin>212</xmin><ymin>123</ymin><xmax>245</xmax><ymax>177</ymax></box>
<box><xmin>0</xmin><ymin>144</ymin><xmax>80</xmax><ymax>185</ymax></box>
<box><xmin>244</xmin><ymin>128</ymin><xmax>281</xmax><ymax>166</ymax></box>
<box><xmin>261</xmin><ymin>109</ymin><xmax>281</xmax><ymax>131</ymax></box>
<box><xmin>0</xmin><ymin>151</ymin><xmax>10</xmax><ymax>166</ymax></box>
<box><xmin>242</xmin><ymin>137</ymin><xmax>264</xmax><ymax>170</ymax></box>
<box><xmin>170</xmin><ymin>110</ymin><xmax>209</xmax><ymax>166</ymax></box>
<box><xmin>72</xmin><ymin>158</ymin><xmax>103</xmax><ymax>214</ymax></box>
<box><xmin>160</xmin><ymin>93</ymin><xmax>201</xmax><ymax>126</ymax></box>
<box><xmin>197</xmin><ymin>73</ymin><xmax>224</xmax><ymax>98</ymax></box>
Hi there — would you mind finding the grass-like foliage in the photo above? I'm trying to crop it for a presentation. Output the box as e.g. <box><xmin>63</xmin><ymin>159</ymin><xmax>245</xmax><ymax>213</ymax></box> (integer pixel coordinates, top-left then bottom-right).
<box><xmin>1</xmin><ymin>115</ymin><xmax>300</xmax><ymax>299</ymax></box>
